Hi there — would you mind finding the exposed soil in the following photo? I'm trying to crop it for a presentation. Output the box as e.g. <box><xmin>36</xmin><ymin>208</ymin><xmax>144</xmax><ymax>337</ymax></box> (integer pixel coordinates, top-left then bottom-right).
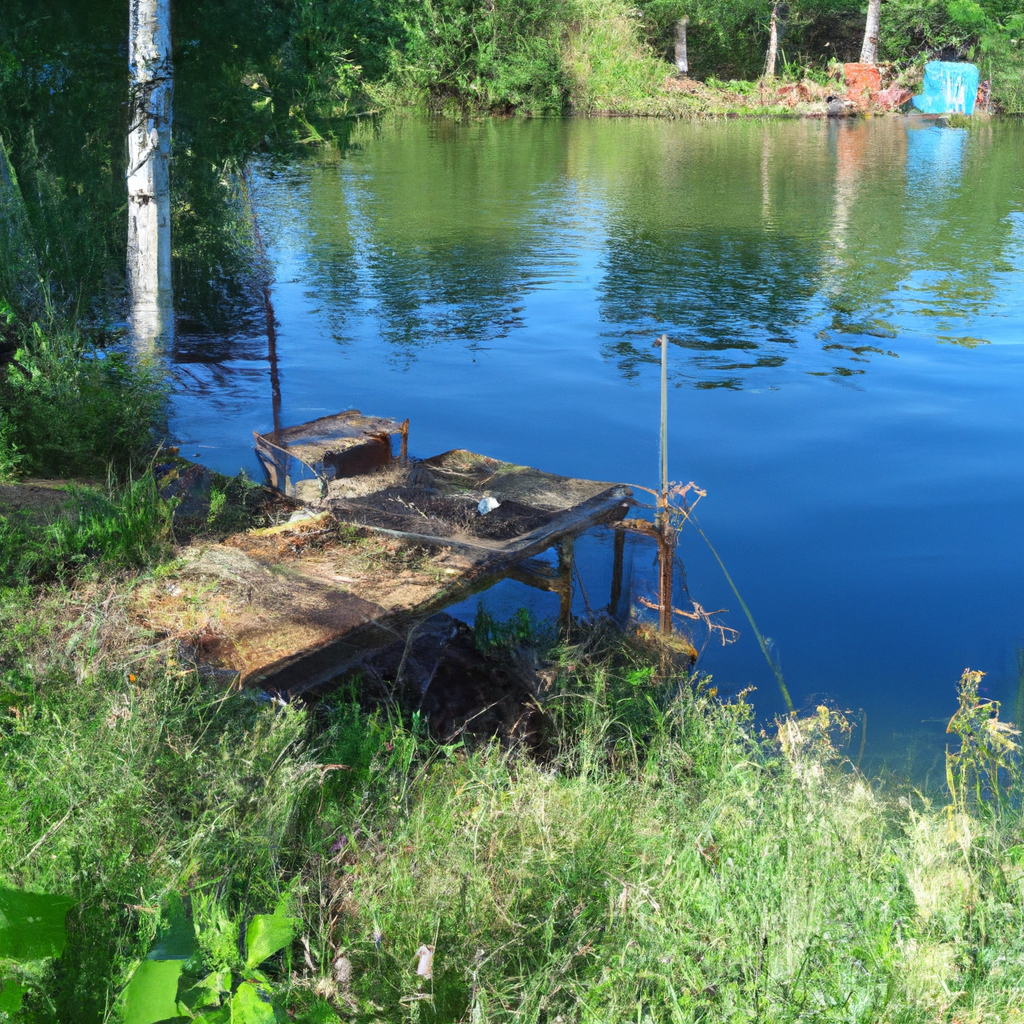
<box><xmin>0</xmin><ymin>480</ymin><xmax>80</xmax><ymax>525</ymax></box>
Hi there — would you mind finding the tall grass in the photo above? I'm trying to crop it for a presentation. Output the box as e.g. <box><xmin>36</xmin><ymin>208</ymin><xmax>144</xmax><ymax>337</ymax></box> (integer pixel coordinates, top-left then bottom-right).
<box><xmin>0</xmin><ymin>476</ymin><xmax>174</xmax><ymax>584</ymax></box>
<box><xmin>2</xmin><ymin>615</ymin><xmax>1024</xmax><ymax>1021</ymax></box>
<box><xmin>0</xmin><ymin>661</ymin><xmax>319</xmax><ymax>1021</ymax></box>
<box><xmin>0</xmin><ymin>321</ymin><xmax>167</xmax><ymax>481</ymax></box>
<box><xmin>302</xmin><ymin>647</ymin><xmax>1024</xmax><ymax>1021</ymax></box>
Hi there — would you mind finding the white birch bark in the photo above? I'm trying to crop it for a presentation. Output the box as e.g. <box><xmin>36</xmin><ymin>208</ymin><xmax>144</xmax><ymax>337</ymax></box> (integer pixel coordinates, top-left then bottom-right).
<box><xmin>860</xmin><ymin>0</ymin><xmax>881</xmax><ymax>64</ymax></box>
<box><xmin>127</xmin><ymin>0</ymin><xmax>173</xmax><ymax>356</ymax></box>
<box><xmin>675</xmin><ymin>17</ymin><xmax>689</xmax><ymax>76</ymax></box>
<box><xmin>765</xmin><ymin>3</ymin><xmax>780</xmax><ymax>79</ymax></box>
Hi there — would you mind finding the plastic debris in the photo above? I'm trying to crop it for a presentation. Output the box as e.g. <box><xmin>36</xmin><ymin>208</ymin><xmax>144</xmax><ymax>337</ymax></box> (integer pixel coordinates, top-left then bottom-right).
<box><xmin>876</xmin><ymin>83</ymin><xmax>913</xmax><ymax>110</ymax></box>
<box><xmin>477</xmin><ymin>496</ymin><xmax>500</xmax><ymax>515</ymax></box>
<box><xmin>912</xmin><ymin>61</ymin><xmax>979</xmax><ymax>114</ymax></box>
<box><xmin>415</xmin><ymin>944</ymin><xmax>435</xmax><ymax>979</ymax></box>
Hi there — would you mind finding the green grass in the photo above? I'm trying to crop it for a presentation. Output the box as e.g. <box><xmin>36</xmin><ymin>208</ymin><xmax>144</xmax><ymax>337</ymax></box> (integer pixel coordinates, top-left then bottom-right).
<box><xmin>305</xmin><ymin>653</ymin><xmax>1024</xmax><ymax>1022</ymax></box>
<box><xmin>0</xmin><ymin>321</ymin><xmax>167</xmax><ymax>481</ymax></box>
<box><xmin>2</xmin><ymin>611</ymin><xmax>1024</xmax><ymax>1022</ymax></box>
<box><xmin>0</xmin><ymin>476</ymin><xmax>174</xmax><ymax>585</ymax></box>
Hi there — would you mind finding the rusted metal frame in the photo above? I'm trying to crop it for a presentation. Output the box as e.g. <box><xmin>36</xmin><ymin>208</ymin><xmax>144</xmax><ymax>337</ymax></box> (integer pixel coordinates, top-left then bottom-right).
<box><xmin>614</xmin><ymin>517</ymin><xmax>677</xmax><ymax>636</ymax></box>
<box><xmin>253</xmin><ymin>500</ymin><xmax>632</xmax><ymax>695</ymax></box>
<box><xmin>332</xmin><ymin>487</ymin><xmax>634</xmax><ymax>559</ymax></box>
<box><xmin>254</xmin><ymin>429</ymin><xmax>321</xmax><ymax>494</ymax></box>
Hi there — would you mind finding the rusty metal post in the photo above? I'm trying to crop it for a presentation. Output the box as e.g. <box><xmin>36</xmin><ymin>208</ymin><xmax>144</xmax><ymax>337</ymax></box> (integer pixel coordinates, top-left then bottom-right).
<box><xmin>655</xmin><ymin>333</ymin><xmax>672</xmax><ymax>635</ymax></box>
<box><xmin>557</xmin><ymin>537</ymin><xmax>574</xmax><ymax>634</ymax></box>
<box><xmin>659</xmin><ymin>334</ymin><xmax>668</xmax><ymax>504</ymax></box>
<box><xmin>608</xmin><ymin>528</ymin><xmax>626</xmax><ymax>615</ymax></box>
<box><xmin>657</xmin><ymin>521</ymin><xmax>675</xmax><ymax>635</ymax></box>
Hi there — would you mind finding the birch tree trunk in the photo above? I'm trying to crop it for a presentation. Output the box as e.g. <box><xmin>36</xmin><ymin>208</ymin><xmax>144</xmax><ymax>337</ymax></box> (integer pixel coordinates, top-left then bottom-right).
<box><xmin>127</xmin><ymin>0</ymin><xmax>173</xmax><ymax>356</ymax></box>
<box><xmin>860</xmin><ymin>0</ymin><xmax>881</xmax><ymax>64</ymax></box>
<box><xmin>765</xmin><ymin>2</ymin><xmax>781</xmax><ymax>78</ymax></box>
<box><xmin>675</xmin><ymin>17</ymin><xmax>690</xmax><ymax>76</ymax></box>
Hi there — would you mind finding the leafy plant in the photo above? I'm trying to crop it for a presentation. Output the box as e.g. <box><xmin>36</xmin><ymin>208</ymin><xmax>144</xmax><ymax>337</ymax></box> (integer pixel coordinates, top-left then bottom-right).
<box><xmin>0</xmin><ymin>475</ymin><xmax>174</xmax><ymax>584</ymax></box>
<box><xmin>945</xmin><ymin>667</ymin><xmax>1022</xmax><ymax>817</ymax></box>
<box><xmin>473</xmin><ymin>605</ymin><xmax>552</xmax><ymax>653</ymax></box>
<box><xmin>121</xmin><ymin>895</ymin><xmax>300</xmax><ymax>1024</ymax></box>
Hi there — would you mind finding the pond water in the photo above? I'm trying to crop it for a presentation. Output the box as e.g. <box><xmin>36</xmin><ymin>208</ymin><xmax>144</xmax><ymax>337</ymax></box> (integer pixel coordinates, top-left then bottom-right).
<box><xmin>170</xmin><ymin>116</ymin><xmax>1024</xmax><ymax>770</ymax></box>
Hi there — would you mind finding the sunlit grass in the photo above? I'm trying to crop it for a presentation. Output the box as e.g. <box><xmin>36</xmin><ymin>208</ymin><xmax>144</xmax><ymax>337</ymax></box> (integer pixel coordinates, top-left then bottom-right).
<box><xmin>3</xmin><ymin>606</ymin><xmax>1024</xmax><ymax>1021</ymax></box>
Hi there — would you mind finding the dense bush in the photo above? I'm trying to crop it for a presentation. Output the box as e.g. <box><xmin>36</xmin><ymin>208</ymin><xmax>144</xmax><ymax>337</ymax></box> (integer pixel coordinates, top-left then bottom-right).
<box><xmin>0</xmin><ymin>318</ymin><xmax>166</xmax><ymax>481</ymax></box>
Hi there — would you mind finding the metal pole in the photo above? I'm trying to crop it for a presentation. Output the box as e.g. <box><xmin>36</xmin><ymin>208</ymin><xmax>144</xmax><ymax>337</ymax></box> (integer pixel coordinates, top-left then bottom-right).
<box><xmin>659</xmin><ymin>334</ymin><xmax>668</xmax><ymax>504</ymax></box>
<box><xmin>656</xmin><ymin>334</ymin><xmax>672</xmax><ymax>635</ymax></box>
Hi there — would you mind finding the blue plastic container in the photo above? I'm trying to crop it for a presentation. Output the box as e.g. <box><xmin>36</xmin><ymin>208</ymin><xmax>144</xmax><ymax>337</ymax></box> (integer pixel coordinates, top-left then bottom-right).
<box><xmin>912</xmin><ymin>61</ymin><xmax>979</xmax><ymax>114</ymax></box>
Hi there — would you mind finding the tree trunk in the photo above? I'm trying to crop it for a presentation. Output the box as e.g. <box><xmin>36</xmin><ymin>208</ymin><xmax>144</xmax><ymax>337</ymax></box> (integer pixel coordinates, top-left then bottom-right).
<box><xmin>860</xmin><ymin>0</ymin><xmax>881</xmax><ymax>64</ymax></box>
<box><xmin>765</xmin><ymin>2</ymin><xmax>781</xmax><ymax>78</ymax></box>
<box><xmin>127</xmin><ymin>0</ymin><xmax>173</xmax><ymax>356</ymax></box>
<box><xmin>675</xmin><ymin>17</ymin><xmax>690</xmax><ymax>77</ymax></box>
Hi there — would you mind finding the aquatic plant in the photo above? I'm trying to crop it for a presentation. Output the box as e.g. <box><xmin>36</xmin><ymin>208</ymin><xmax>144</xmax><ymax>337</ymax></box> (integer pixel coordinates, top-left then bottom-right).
<box><xmin>945</xmin><ymin>667</ymin><xmax>1022</xmax><ymax>818</ymax></box>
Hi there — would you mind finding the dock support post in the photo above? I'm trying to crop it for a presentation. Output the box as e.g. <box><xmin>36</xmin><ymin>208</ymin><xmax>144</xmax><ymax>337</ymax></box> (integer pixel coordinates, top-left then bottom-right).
<box><xmin>656</xmin><ymin>333</ymin><xmax>673</xmax><ymax>635</ymax></box>
<box><xmin>608</xmin><ymin>528</ymin><xmax>626</xmax><ymax>616</ymax></box>
<box><xmin>557</xmin><ymin>538</ymin><xmax>574</xmax><ymax>634</ymax></box>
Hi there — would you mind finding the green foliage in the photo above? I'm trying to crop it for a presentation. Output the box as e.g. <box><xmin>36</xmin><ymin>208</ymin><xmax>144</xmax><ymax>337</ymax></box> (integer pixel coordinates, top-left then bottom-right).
<box><xmin>2</xmin><ymin>607</ymin><xmax>1024</xmax><ymax>1019</ymax></box>
<box><xmin>0</xmin><ymin>412</ymin><xmax>24</xmax><ymax>483</ymax></box>
<box><xmin>0</xmin><ymin>476</ymin><xmax>173</xmax><ymax>584</ymax></box>
<box><xmin>203</xmin><ymin>473</ymin><xmax>266</xmax><ymax>536</ymax></box>
<box><xmin>981</xmin><ymin>16</ymin><xmax>1024</xmax><ymax>111</ymax></box>
<box><xmin>945</xmin><ymin>667</ymin><xmax>1022</xmax><ymax>817</ymax></box>
<box><xmin>120</xmin><ymin>894</ymin><xmax>298</xmax><ymax>1024</ymax></box>
<box><xmin>473</xmin><ymin>604</ymin><xmax>551</xmax><ymax>653</ymax></box>
<box><xmin>385</xmin><ymin>0</ymin><xmax>572</xmax><ymax>111</ymax></box>
<box><xmin>0</xmin><ymin>324</ymin><xmax>167</xmax><ymax>480</ymax></box>
<box><xmin>244</xmin><ymin>900</ymin><xmax>300</xmax><ymax>971</ymax></box>
<box><xmin>299</xmin><ymin>645</ymin><xmax>1024</xmax><ymax>1021</ymax></box>
<box><xmin>0</xmin><ymin>654</ymin><xmax>318</xmax><ymax>1021</ymax></box>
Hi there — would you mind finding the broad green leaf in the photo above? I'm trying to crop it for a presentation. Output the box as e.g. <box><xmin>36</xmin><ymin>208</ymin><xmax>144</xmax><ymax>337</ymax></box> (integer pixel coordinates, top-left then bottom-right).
<box><xmin>196</xmin><ymin>1007</ymin><xmax>231</xmax><ymax>1024</ymax></box>
<box><xmin>177</xmin><ymin>968</ymin><xmax>231</xmax><ymax>1012</ymax></box>
<box><xmin>149</xmin><ymin>897</ymin><xmax>197</xmax><ymax>961</ymax></box>
<box><xmin>229</xmin><ymin>981</ymin><xmax>276</xmax><ymax>1024</ymax></box>
<box><xmin>0</xmin><ymin>888</ymin><xmax>74</xmax><ymax>961</ymax></box>
<box><xmin>121</xmin><ymin>959</ymin><xmax>187</xmax><ymax>1024</ymax></box>
<box><xmin>295</xmin><ymin>999</ymin><xmax>343</xmax><ymax>1024</ymax></box>
<box><xmin>0</xmin><ymin>979</ymin><xmax>27</xmax><ymax>1015</ymax></box>
<box><xmin>243</xmin><ymin>906</ymin><xmax>297</xmax><ymax>970</ymax></box>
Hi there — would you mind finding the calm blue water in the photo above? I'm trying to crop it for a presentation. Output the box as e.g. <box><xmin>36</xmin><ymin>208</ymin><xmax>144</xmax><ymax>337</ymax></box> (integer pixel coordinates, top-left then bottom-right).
<box><xmin>170</xmin><ymin>116</ymin><xmax>1024</xmax><ymax>768</ymax></box>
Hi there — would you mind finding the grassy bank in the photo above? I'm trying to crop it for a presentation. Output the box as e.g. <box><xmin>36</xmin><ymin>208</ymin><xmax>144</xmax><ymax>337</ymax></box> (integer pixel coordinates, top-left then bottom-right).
<box><xmin>294</xmin><ymin>0</ymin><xmax>1024</xmax><ymax>116</ymax></box>
<box><xmin>2</xmin><ymin>582</ymin><xmax>1024</xmax><ymax>1022</ymax></box>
